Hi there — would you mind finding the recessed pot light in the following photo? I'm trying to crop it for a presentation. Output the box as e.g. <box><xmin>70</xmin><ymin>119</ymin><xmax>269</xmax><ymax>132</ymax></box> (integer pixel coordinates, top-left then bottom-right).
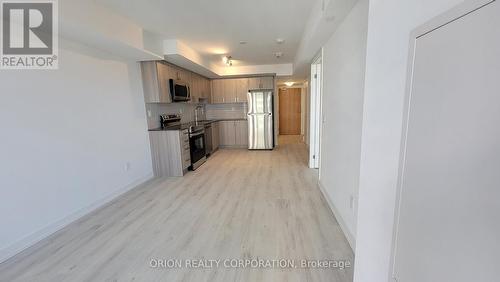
<box><xmin>276</xmin><ymin>38</ymin><xmax>285</xmax><ymax>44</ymax></box>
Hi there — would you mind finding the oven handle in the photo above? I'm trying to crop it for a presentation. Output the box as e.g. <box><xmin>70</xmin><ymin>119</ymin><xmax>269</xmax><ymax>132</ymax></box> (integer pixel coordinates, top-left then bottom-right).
<box><xmin>190</xmin><ymin>131</ymin><xmax>205</xmax><ymax>137</ymax></box>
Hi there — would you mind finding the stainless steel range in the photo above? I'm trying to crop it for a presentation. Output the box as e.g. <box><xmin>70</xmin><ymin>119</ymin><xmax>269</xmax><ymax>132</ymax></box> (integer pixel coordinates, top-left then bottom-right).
<box><xmin>188</xmin><ymin>125</ymin><xmax>206</xmax><ymax>170</ymax></box>
<box><xmin>160</xmin><ymin>113</ymin><xmax>206</xmax><ymax>170</ymax></box>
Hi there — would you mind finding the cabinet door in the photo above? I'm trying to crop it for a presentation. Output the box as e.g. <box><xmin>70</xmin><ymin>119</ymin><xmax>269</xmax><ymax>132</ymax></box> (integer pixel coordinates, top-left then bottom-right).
<box><xmin>141</xmin><ymin>61</ymin><xmax>160</xmax><ymax>103</ymax></box>
<box><xmin>223</xmin><ymin>79</ymin><xmax>237</xmax><ymax>103</ymax></box>
<box><xmin>235</xmin><ymin>120</ymin><xmax>249</xmax><ymax>147</ymax></box>
<box><xmin>156</xmin><ymin>62</ymin><xmax>172</xmax><ymax>103</ymax></box>
<box><xmin>211</xmin><ymin>79</ymin><xmax>224</xmax><ymax>103</ymax></box>
<box><xmin>180</xmin><ymin>68</ymin><xmax>191</xmax><ymax>82</ymax></box>
<box><xmin>191</xmin><ymin>74</ymin><xmax>200</xmax><ymax>103</ymax></box>
<box><xmin>248</xmin><ymin>77</ymin><xmax>274</xmax><ymax>90</ymax></box>
<box><xmin>212</xmin><ymin>122</ymin><xmax>219</xmax><ymax>151</ymax></box>
<box><xmin>199</xmin><ymin>77</ymin><xmax>206</xmax><ymax>100</ymax></box>
<box><xmin>235</xmin><ymin>78</ymin><xmax>249</xmax><ymax>103</ymax></box>
<box><xmin>219</xmin><ymin>121</ymin><xmax>236</xmax><ymax>146</ymax></box>
<box><xmin>260</xmin><ymin>77</ymin><xmax>274</xmax><ymax>90</ymax></box>
<box><xmin>169</xmin><ymin>66</ymin><xmax>180</xmax><ymax>80</ymax></box>
<box><xmin>203</xmin><ymin>78</ymin><xmax>211</xmax><ymax>102</ymax></box>
<box><xmin>248</xmin><ymin>77</ymin><xmax>261</xmax><ymax>90</ymax></box>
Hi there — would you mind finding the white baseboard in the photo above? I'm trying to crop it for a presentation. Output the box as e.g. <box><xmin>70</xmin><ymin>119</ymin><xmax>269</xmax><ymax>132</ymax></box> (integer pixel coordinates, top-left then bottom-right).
<box><xmin>0</xmin><ymin>173</ymin><xmax>154</xmax><ymax>264</ymax></box>
<box><xmin>318</xmin><ymin>181</ymin><xmax>356</xmax><ymax>251</ymax></box>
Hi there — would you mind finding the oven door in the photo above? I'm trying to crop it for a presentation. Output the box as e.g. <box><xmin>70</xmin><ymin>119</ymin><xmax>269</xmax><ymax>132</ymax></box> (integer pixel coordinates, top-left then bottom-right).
<box><xmin>189</xmin><ymin>132</ymin><xmax>206</xmax><ymax>169</ymax></box>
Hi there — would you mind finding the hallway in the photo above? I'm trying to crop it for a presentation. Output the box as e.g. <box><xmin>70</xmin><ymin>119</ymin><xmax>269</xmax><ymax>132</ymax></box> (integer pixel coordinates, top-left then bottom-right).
<box><xmin>0</xmin><ymin>144</ymin><xmax>353</xmax><ymax>282</ymax></box>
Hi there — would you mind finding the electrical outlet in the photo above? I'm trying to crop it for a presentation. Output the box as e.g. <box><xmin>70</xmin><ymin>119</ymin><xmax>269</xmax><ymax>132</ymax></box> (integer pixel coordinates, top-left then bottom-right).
<box><xmin>147</xmin><ymin>110</ymin><xmax>152</xmax><ymax>118</ymax></box>
<box><xmin>125</xmin><ymin>162</ymin><xmax>131</xmax><ymax>171</ymax></box>
<box><xmin>350</xmin><ymin>195</ymin><xmax>355</xmax><ymax>210</ymax></box>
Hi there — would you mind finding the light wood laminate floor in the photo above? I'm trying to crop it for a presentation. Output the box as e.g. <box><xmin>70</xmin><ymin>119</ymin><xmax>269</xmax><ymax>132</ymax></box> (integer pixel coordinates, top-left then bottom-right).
<box><xmin>0</xmin><ymin>143</ymin><xmax>354</xmax><ymax>282</ymax></box>
<box><xmin>278</xmin><ymin>135</ymin><xmax>304</xmax><ymax>145</ymax></box>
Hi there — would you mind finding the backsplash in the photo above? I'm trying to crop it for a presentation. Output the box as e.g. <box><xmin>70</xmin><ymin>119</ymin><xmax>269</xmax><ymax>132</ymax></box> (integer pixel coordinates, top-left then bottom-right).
<box><xmin>145</xmin><ymin>102</ymin><xmax>247</xmax><ymax>129</ymax></box>
<box><xmin>145</xmin><ymin>103</ymin><xmax>204</xmax><ymax>129</ymax></box>
<box><xmin>206</xmin><ymin>103</ymin><xmax>247</xmax><ymax>120</ymax></box>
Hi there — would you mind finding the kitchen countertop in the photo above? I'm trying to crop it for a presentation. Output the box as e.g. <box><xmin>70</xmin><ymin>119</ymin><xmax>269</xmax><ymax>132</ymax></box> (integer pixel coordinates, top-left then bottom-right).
<box><xmin>148</xmin><ymin>118</ymin><xmax>247</xmax><ymax>131</ymax></box>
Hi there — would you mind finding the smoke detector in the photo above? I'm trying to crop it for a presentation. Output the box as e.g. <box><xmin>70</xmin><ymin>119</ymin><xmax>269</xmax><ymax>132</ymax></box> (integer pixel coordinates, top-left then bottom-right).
<box><xmin>274</xmin><ymin>52</ymin><xmax>283</xmax><ymax>58</ymax></box>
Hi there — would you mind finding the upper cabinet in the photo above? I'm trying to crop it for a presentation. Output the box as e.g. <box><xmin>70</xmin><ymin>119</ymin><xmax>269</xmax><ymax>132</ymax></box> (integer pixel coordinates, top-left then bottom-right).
<box><xmin>140</xmin><ymin>61</ymin><xmax>211</xmax><ymax>104</ymax></box>
<box><xmin>170</xmin><ymin>67</ymin><xmax>191</xmax><ymax>82</ymax></box>
<box><xmin>235</xmin><ymin>78</ymin><xmax>249</xmax><ymax>103</ymax></box>
<box><xmin>141</xmin><ymin>61</ymin><xmax>272</xmax><ymax>104</ymax></box>
<box><xmin>223</xmin><ymin>79</ymin><xmax>237</xmax><ymax>103</ymax></box>
<box><xmin>190</xmin><ymin>74</ymin><xmax>211</xmax><ymax>104</ymax></box>
<box><xmin>140</xmin><ymin>61</ymin><xmax>173</xmax><ymax>103</ymax></box>
<box><xmin>211</xmin><ymin>77</ymin><xmax>271</xmax><ymax>104</ymax></box>
<box><xmin>248</xmin><ymin>76</ymin><xmax>274</xmax><ymax>90</ymax></box>
<box><xmin>211</xmin><ymin>79</ymin><xmax>225</xmax><ymax>103</ymax></box>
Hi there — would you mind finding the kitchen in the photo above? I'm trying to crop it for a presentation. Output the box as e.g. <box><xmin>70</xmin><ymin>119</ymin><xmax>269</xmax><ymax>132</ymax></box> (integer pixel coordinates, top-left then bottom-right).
<box><xmin>142</xmin><ymin>60</ymin><xmax>276</xmax><ymax>177</ymax></box>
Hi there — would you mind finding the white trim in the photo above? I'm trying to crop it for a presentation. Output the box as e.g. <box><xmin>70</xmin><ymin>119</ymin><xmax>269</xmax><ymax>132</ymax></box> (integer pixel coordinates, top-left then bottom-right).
<box><xmin>389</xmin><ymin>0</ymin><xmax>496</xmax><ymax>280</ymax></box>
<box><xmin>318</xmin><ymin>181</ymin><xmax>356</xmax><ymax>251</ymax></box>
<box><xmin>309</xmin><ymin>49</ymin><xmax>323</xmax><ymax>169</ymax></box>
<box><xmin>0</xmin><ymin>173</ymin><xmax>154</xmax><ymax>264</ymax></box>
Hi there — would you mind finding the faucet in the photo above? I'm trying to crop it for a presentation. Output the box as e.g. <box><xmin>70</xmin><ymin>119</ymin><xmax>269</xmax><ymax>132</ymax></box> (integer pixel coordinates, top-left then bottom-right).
<box><xmin>194</xmin><ymin>105</ymin><xmax>204</xmax><ymax>124</ymax></box>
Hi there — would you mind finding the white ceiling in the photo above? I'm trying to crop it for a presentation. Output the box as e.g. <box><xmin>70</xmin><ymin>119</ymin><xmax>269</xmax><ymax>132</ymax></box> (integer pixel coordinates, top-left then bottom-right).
<box><xmin>96</xmin><ymin>0</ymin><xmax>315</xmax><ymax>68</ymax></box>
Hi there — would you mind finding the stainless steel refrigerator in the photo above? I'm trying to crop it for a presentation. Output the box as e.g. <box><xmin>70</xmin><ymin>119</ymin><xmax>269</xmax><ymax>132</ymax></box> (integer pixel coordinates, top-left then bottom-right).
<box><xmin>247</xmin><ymin>90</ymin><xmax>274</xmax><ymax>150</ymax></box>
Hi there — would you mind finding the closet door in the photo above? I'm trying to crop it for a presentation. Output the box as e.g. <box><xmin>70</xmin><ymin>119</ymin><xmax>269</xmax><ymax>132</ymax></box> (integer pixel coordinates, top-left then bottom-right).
<box><xmin>393</xmin><ymin>2</ymin><xmax>500</xmax><ymax>282</ymax></box>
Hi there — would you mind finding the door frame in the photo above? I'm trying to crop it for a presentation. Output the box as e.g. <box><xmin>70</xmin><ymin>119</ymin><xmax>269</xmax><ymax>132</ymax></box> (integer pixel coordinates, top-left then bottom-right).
<box><xmin>389</xmin><ymin>0</ymin><xmax>496</xmax><ymax>280</ymax></box>
<box><xmin>309</xmin><ymin>49</ymin><xmax>323</xmax><ymax>169</ymax></box>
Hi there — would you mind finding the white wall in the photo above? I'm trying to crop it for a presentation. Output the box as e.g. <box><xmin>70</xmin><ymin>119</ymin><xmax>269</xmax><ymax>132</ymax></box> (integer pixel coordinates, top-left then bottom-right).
<box><xmin>354</xmin><ymin>0</ymin><xmax>465</xmax><ymax>281</ymax></box>
<box><xmin>318</xmin><ymin>0</ymin><xmax>368</xmax><ymax>249</ymax></box>
<box><xmin>0</xmin><ymin>39</ymin><xmax>153</xmax><ymax>262</ymax></box>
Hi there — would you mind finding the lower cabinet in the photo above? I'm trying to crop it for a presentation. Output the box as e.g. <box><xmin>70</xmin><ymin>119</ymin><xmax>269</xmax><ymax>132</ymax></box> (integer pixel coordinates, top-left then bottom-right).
<box><xmin>149</xmin><ymin>129</ymin><xmax>190</xmax><ymax>177</ymax></box>
<box><xmin>211</xmin><ymin>122</ymin><xmax>220</xmax><ymax>153</ymax></box>
<box><xmin>218</xmin><ymin>120</ymin><xmax>248</xmax><ymax>148</ymax></box>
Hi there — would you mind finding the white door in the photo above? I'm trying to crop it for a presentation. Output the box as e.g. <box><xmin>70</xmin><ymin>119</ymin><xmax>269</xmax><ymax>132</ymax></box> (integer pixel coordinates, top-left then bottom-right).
<box><xmin>393</xmin><ymin>1</ymin><xmax>500</xmax><ymax>281</ymax></box>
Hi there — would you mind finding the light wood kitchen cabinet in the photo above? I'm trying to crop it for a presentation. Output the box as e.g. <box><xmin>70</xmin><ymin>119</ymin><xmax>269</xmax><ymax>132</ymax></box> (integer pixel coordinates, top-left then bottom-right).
<box><xmin>219</xmin><ymin>121</ymin><xmax>235</xmax><ymax>146</ymax></box>
<box><xmin>140</xmin><ymin>61</ymin><xmax>172</xmax><ymax>103</ymax></box>
<box><xmin>218</xmin><ymin>120</ymin><xmax>248</xmax><ymax>148</ymax></box>
<box><xmin>211</xmin><ymin>78</ymin><xmax>249</xmax><ymax>104</ymax></box>
<box><xmin>202</xmin><ymin>78</ymin><xmax>211</xmax><ymax>102</ymax></box>
<box><xmin>235</xmin><ymin>78</ymin><xmax>249</xmax><ymax>103</ymax></box>
<box><xmin>223</xmin><ymin>79</ymin><xmax>237</xmax><ymax>103</ymax></box>
<box><xmin>211</xmin><ymin>79</ymin><xmax>225</xmax><ymax>103</ymax></box>
<box><xmin>190</xmin><ymin>73</ymin><xmax>201</xmax><ymax>103</ymax></box>
<box><xmin>170</xmin><ymin>66</ymin><xmax>191</xmax><ymax>82</ymax></box>
<box><xmin>211</xmin><ymin>122</ymin><xmax>220</xmax><ymax>152</ymax></box>
<box><xmin>234</xmin><ymin>120</ymin><xmax>249</xmax><ymax>146</ymax></box>
<box><xmin>141</xmin><ymin>60</ymin><xmax>212</xmax><ymax>104</ymax></box>
<box><xmin>149</xmin><ymin>129</ymin><xmax>190</xmax><ymax>177</ymax></box>
<box><xmin>248</xmin><ymin>76</ymin><xmax>274</xmax><ymax>90</ymax></box>
<box><xmin>189</xmin><ymin>74</ymin><xmax>211</xmax><ymax>103</ymax></box>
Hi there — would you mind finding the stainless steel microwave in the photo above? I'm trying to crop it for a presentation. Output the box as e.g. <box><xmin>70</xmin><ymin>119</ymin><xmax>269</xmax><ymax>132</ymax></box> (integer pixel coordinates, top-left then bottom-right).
<box><xmin>169</xmin><ymin>79</ymin><xmax>191</xmax><ymax>102</ymax></box>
